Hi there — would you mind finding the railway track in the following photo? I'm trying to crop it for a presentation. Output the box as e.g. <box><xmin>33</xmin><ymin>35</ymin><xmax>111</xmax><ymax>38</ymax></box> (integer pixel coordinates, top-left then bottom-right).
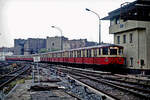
<box><xmin>0</xmin><ymin>64</ymin><xmax>31</xmax><ymax>89</ymax></box>
<box><xmin>56</xmin><ymin>66</ymin><xmax>150</xmax><ymax>100</ymax></box>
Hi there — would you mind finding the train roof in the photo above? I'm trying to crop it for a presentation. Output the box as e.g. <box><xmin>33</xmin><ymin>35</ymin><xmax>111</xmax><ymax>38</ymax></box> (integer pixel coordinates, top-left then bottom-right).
<box><xmin>7</xmin><ymin>44</ymin><xmax>123</xmax><ymax>57</ymax></box>
<box><xmin>68</xmin><ymin>43</ymin><xmax>123</xmax><ymax>51</ymax></box>
<box><xmin>42</xmin><ymin>43</ymin><xmax>123</xmax><ymax>54</ymax></box>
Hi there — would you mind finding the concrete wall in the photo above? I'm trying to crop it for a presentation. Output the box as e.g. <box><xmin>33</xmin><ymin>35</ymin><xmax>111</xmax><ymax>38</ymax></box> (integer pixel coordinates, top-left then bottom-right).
<box><xmin>146</xmin><ymin>23</ymin><xmax>150</xmax><ymax>70</ymax></box>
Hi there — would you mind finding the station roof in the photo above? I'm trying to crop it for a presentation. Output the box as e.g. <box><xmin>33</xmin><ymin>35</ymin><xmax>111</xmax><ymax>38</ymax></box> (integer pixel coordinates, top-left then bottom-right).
<box><xmin>102</xmin><ymin>0</ymin><xmax>150</xmax><ymax>21</ymax></box>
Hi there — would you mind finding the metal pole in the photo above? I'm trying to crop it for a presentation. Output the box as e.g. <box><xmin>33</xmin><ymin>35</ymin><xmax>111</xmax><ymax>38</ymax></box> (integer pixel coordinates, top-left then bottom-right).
<box><xmin>99</xmin><ymin>19</ymin><xmax>101</xmax><ymax>44</ymax></box>
<box><xmin>85</xmin><ymin>8</ymin><xmax>101</xmax><ymax>44</ymax></box>
<box><xmin>32</xmin><ymin>65</ymin><xmax>35</xmax><ymax>85</ymax></box>
<box><xmin>51</xmin><ymin>26</ymin><xmax>63</xmax><ymax>50</ymax></box>
<box><xmin>37</xmin><ymin>62</ymin><xmax>40</xmax><ymax>84</ymax></box>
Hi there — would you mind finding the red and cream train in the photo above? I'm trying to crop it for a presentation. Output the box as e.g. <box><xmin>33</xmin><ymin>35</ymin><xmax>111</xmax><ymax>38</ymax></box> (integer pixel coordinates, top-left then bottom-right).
<box><xmin>6</xmin><ymin>44</ymin><xmax>124</xmax><ymax>70</ymax></box>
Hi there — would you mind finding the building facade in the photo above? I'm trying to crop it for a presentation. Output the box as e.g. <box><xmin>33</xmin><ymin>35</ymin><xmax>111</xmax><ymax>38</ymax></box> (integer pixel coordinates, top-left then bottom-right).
<box><xmin>0</xmin><ymin>47</ymin><xmax>14</xmax><ymax>61</ymax></box>
<box><xmin>46</xmin><ymin>36</ymin><xmax>98</xmax><ymax>51</ymax></box>
<box><xmin>102</xmin><ymin>0</ymin><xmax>150</xmax><ymax>74</ymax></box>
<box><xmin>46</xmin><ymin>36</ymin><xmax>69</xmax><ymax>51</ymax></box>
<box><xmin>14</xmin><ymin>39</ymin><xmax>26</xmax><ymax>55</ymax></box>
<box><xmin>24</xmin><ymin>38</ymin><xmax>46</xmax><ymax>55</ymax></box>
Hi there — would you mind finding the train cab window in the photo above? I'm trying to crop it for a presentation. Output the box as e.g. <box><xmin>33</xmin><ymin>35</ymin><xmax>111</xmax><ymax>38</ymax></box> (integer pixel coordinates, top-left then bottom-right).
<box><xmin>110</xmin><ymin>49</ymin><xmax>117</xmax><ymax>55</ymax></box>
<box><xmin>103</xmin><ymin>48</ymin><xmax>108</xmax><ymax>55</ymax></box>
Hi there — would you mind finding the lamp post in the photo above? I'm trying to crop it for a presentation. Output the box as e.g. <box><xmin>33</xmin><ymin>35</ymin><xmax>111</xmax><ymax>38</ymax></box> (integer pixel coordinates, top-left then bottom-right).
<box><xmin>85</xmin><ymin>8</ymin><xmax>101</xmax><ymax>44</ymax></box>
<box><xmin>51</xmin><ymin>26</ymin><xmax>63</xmax><ymax>50</ymax></box>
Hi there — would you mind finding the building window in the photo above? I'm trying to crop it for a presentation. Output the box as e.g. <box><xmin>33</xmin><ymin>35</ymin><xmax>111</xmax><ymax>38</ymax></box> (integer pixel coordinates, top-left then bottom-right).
<box><xmin>94</xmin><ymin>49</ymin><xmax>97</xmax><ymax>57</ymax></box>
<box><xmin>115</xmin><ymin>17</ymin><xmax>120</xmax><ymax>24</ymax></box>
<box><xmin>99</xmin><ymin>48</ymin><xmax>101</xmax><ymax>55</ymax></box>
<box><xmin>52</xmin><ymin>43</ymin><xmax>55</xmax><ymax>46</ymax></box>
<box><xmin>123</xmin><ymin>35</ymin><xmax>126</xmax><ymax>43</ymax></box>
<box><xmin>130</xmin><ymin>57</ymin><xmax>133</xmax><ymax>67</ymax></box>
<box><xmin>129</xmin><ymin>33</ymin><xmax>133</xmax><ymax>43</ymax></box>
<box><xmin>117</xmin><ymin>36</ymin><xmax>120</xmax><ymax>44</ymax></box>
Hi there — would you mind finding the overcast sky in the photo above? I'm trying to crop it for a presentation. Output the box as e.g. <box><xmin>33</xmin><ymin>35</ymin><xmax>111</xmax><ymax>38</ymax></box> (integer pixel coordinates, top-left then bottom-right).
<box><xmin>0</xmin><ymin>0</ymin><xmax>135</xmax><ymax>47</ymax></box>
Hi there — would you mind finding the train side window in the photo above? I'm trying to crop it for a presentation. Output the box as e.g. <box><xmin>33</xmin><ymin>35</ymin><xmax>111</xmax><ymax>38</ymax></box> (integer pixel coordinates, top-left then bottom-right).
<box><xmin>77</xmin><ymin>50</ymin><xmax>81</xmax><ymax>57</ymax></box>
<box><xmin>74</xmin><ymin>51</ymin><xmax>77</xmax><ymax>57</ymax></box>
<box><xmin>79</xmin><ymin>50</ymin><xmax>81</xmax><ymax>57</ymax></box>
<box><xmin>82</xmin><ymin>50</ymin><xmax>85</xmax><ymax>57</ymax></box>
<box><xmin>103</xmin><ymin>48</ymin><xmax>108</xmax><ymax>55</ymax></box>
<box><xmin>94</xmin><ymin>49</ymin><xmax>97</xmax><ymax>57</ymax></box>
<box><xmin>70</xmin><ymin>51</ymin><xmax>73</xmax><ymax>57</ymax></box>
<box><xmin>60</xmin><ymin>52</ymin><xmax>62</xmax><ymax>57</ymax></box>
<box><xmin>86</xmin><ymin>49</ymin><xmax>91</xmax><ymax>57</ymax></box>
<box><xmin>55</xmin><ymin>53</ymin><xmax>57</xmax><ymax>58</ymax></box>
<box><xmin>110</xmin><ymin>49</ymin><xmax>117</xmax><ymax>55</ymax></box>
<box><xmin>88</xmin><ymin>49</ymin><xmax>91</xmax><ymax>57</ymax></box>
<box><xmin>86</xmin><ymin>50</ymin><xmax>88</xmax><ymax>57</ymax></box>
<box><xmin>99</xmin><ymin>48</ymin><xmax>101</xmax><ymax>55</ymax></box>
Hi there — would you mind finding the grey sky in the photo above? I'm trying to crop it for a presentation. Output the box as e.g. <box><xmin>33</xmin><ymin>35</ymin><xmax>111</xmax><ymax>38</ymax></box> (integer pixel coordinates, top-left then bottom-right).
<box><xmin>0</xmin><ymin>0</ymin><xmax>135</xmax><ymax>47</ymax></box>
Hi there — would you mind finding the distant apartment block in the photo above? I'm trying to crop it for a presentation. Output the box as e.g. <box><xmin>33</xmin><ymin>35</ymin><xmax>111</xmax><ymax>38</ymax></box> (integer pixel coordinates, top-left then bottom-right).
<box><xmin>14</xmin><ymin>39</ymin><xmax>27</xmax><ymax>55</ymax></box>
<box><xmin>24</xmin><ymin>38</ymin><xmax>46</xmax><ymax>55</ymax></box>
<box><xmin>14</xmin><ymin>36</ymin><xmax>97</xmax><ymax>55</ymax></box>
<box><xmin>46</xmin><ymin>36</ymin><xmax>69</xmax><ymax>51</ymax></box>
<box><xmin>0</xmin><ymin>47</ymin><xmax>14</xmax><ymax>61</ymax></box>
<box><xmin>46</xmin><ymin>36</ymin><xmax>98</xmax><ymax>51</ymax></box>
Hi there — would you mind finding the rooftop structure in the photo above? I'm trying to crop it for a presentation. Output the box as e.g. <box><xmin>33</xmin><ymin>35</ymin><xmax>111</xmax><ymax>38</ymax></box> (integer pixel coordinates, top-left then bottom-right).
<box><xmin>103</xmin><ymin>0</ymin><xmax>150</xmax><ymax>21</ymax></box>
